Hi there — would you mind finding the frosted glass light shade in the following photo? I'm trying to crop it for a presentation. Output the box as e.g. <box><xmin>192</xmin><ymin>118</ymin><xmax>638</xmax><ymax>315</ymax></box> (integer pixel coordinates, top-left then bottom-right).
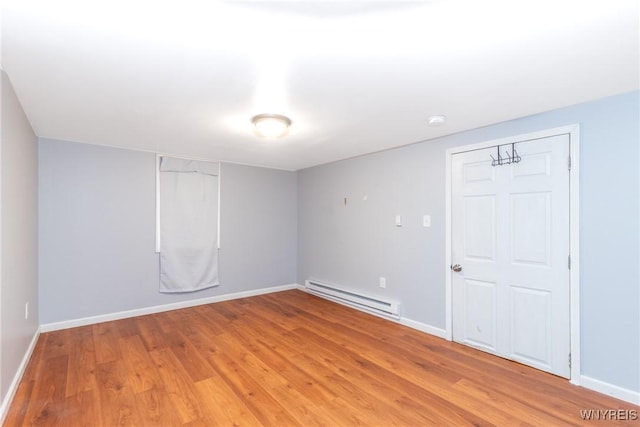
<box><xmin>251</xmin><ymin>114</ymin><xmax>292</xmax><ymax>138</ymax></box>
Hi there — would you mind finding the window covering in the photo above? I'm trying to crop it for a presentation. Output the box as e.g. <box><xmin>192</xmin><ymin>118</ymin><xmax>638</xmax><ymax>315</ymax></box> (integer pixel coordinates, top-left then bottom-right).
<box><xmin>158</xmin><ymin>156</ymin><xmax>219</xmax><ymax>293</ymax></box>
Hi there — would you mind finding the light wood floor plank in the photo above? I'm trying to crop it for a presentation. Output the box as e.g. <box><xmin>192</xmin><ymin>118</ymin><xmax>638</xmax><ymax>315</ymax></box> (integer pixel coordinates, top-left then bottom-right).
<box><xmin>63</xmin><ymin>389</ymin><xmax>102</xmax><ymax>427</ymax></box>
<box><xmin>119</xmin><ymin>335</ymin><xmax>162</xmax><ymax>394</ymax></box>
<box><xmin>148</xmin><ymin>348</ymin><xmax>204</xmax><ymax>424</ymax></box>
<box><xmin>193</xmin><ymin>375</ymin><xmax>261</xmax><ymax>426</ymax></box>
<box><xmin>208</xmin><ymin>351</ymin><xmax>302</xmax><ymax>426</ymax></box>
<box><xmin>134</xmin><ymin>314</ymin><xmax>169</xmax><ymax>353</ymax></box>
<box><xmin>65</xmin><ymin>326</ymin><xmax>98</xmax><ymax>398</ymax></box>
<box><xmin>95</xmin><ymin>360</ymin><xmax>144</xmax><ymax>426</ymax></box>
<box><xmin>92</xmin><ymin>322</ymin><xmax>121</xmax><ymax>365</ymax></box>
<box><xmin>136</xmin><ymin>386</ymin><xmax>184</xmax><ymax>426</ymax></box>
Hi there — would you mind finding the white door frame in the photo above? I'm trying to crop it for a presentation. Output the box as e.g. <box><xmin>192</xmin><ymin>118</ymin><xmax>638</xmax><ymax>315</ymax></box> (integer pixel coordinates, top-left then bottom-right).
<box><xmin>444</xmin><ymin>124</ymin><xmax>581</xmax><ymax>384</ymax></box>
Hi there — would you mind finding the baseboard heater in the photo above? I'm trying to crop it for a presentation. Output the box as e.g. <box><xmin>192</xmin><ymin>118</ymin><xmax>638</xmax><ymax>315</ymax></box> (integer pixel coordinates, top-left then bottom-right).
<box><xmin>304</xmin><ymin>279</ymin><xmax>401</xmax><ymax>319</ymax></box>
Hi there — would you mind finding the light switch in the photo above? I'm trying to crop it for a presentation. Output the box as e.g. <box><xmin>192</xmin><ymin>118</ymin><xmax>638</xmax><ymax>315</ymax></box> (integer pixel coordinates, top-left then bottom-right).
<box><xmin>423</xmin><ymin>214</ymin><xmax>431</xmax><ymax>227</ymax></box>
<box><xmin>395</xmin><ymin>215</ymin><xmax>402</xmax><ymax>227</ymax></box>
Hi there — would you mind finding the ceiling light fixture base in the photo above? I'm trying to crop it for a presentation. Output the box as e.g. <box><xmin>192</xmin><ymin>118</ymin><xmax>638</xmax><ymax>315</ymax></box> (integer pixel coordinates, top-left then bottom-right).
<box><xmin>251</xmin><ymin>113</ymin><xmax>292</xmax><ymax>138</ymax></box>
<box><xmin>428</xmin><ymin>115</ymin><xmax>447</xmax><ymax>126</ymax></box>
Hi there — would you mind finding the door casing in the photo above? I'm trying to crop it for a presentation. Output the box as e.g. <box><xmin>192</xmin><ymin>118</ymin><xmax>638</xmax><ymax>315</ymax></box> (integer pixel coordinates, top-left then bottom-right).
<box><xmin>444</xmin><ymin>124</ymin><xmax>580</xmax><ymax>384</ymax></box>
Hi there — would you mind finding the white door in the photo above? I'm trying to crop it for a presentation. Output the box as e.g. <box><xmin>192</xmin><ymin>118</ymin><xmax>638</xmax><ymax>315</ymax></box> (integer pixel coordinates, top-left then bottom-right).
<box><xmin>451</xmin><ymin>134</ymin><xmax>570</xmax><ymax>378</ymax></box>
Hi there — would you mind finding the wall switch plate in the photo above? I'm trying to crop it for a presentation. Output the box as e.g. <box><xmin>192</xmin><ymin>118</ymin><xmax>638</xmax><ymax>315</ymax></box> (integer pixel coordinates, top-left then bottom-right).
<box><xmin>423</xmin><ymin>214</ymin><xmax>431</xmax><ymax>227</ymax></box>
<box><xmin>395</xmin><ymin>215</ymin><xmax>402</xmax><ymax>227</ymax></box>
<box><xmin>379</xmin><ymin>277</ymin><xmax>386</xmax><ymax>288</ymax></box>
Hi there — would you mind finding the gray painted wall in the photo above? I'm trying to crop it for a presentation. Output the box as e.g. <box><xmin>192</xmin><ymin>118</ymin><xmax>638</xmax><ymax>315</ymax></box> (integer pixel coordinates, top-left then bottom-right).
<box><xmin>39</xmin><ymin>139</ymin><xmax>297</xmax><ymax>324</ymax></box>
<box><xmin>1</xmin><ymin>72</ymin><xmax>39</xmax><ymax>402</ymax></box>
<box><xmin>298</xmin><ymin>91</ymin><xmax>639</xmax><ymax>393</ymax></box>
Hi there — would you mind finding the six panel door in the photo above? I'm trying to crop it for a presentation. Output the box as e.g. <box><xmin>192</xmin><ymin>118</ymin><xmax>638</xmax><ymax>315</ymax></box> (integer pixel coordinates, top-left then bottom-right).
<box><xmin>452</xmin><ymin>134</ymin><xmax>570</xmax><ymax>378</ymax></box>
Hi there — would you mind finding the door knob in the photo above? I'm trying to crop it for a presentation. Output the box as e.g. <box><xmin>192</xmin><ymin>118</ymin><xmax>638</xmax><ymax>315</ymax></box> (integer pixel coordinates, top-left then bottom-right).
<box><xmin>451</xmin><ymin>264</ymin><xmax>462</xmax><ymax>272</ymax></box>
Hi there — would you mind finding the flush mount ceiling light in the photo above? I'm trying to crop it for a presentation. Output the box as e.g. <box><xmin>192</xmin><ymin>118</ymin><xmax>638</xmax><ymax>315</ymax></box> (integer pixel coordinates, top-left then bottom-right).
<box><xmin>251</xmin><ymin>114</ymin><xmax>292</xmax><ymax>138</ymax></box>
<box><xmin>428</xmin><ymin>115</ymin><xmax>447</xmax><ymax>126</ymax></box>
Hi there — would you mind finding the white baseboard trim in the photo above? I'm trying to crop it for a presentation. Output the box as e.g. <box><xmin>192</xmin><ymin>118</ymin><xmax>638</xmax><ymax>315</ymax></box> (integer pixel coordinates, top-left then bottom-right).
<box><xmin>40</xmin><ymin>284</ymin><xmax>299</xmax><ymax>332</ymax></box>
<box><xmin>398</xmin><ymin>317</ymin><xmax>448</xmax><ymax>340</ymax></box>
<box><xmin>580</xmin><ymin>375</ymin><xmax>640</xmax><ymax>406</ymax></box>
<box><xmin>0</xmin><ymin>326</ymin><xmax>41</xmax><ymax>425</ymax></box>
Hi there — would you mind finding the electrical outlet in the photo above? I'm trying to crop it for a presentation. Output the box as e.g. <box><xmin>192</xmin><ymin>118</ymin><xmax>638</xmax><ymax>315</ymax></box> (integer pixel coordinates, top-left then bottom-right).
<box><xmin>379</xmin><ymin>277</ymin><xmax>386</xmax><ymax>288</ymax></box>
<box><xmin>25</xmin><ymin>302</ymin><xmax>29</xmax><ymax>320</ymax></box>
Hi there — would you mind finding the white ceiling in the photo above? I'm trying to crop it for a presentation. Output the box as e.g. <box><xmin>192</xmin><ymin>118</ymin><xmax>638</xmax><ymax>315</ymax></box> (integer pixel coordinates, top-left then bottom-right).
<box><xmin>3</xmin><ymin>0</ymin><xmax>639</xmax><ymax>170</ymax></box>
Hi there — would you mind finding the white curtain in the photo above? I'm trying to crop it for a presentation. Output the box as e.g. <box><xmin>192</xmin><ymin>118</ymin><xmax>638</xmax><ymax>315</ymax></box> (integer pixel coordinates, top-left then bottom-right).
<box><xmin>158</xmin><ymin>157</ymin><xmax>219</xmax><ymax>293</ymax></box>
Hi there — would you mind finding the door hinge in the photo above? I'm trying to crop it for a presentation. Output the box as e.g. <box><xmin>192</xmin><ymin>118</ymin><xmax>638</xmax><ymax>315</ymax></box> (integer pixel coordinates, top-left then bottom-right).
<box><xmin>568</xmin><ymin>156</ymin><xmax>572</xmax><ymax>171</ymax></box>
<box><xmin>568</xmin><ymin>254</ymin><xmax>571</xmax><ymax>270</ymax></box>
<box><xmin>569</xmin><ymin>353</ymin><xmax>572</xmax><ymax>368</ymax></box>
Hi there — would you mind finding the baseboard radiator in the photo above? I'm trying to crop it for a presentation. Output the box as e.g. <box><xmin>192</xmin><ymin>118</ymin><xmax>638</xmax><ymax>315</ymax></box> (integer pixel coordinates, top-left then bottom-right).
<box><xmin>304</xmin><ymin>279</ymin><xmax>401</xmax><ymax>319</ymax></box>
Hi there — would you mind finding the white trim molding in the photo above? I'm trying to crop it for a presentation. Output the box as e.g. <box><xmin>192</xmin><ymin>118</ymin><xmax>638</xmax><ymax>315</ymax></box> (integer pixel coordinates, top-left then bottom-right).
<box><xmin>580</xmin><ymin>376</ymin><xmax>640</xmax><ymax>406</ymax></box>
<box><xmin>567</xmin><ymin>126</ymin><xmax>581</xmax><ymax>385</ymax></box>
<box><xmin>399</xmin><ymin>318</ymin><xmax>448</xmax><ymax>340</ymax></box>
<box><xmin>40</xmin><ymin>284</ymin><xmax>299</xmax><ymax>332</ymax></box>
<box><xmin>445</xmin><ymin>124</ymin><xmax>581</xmax><ymax>382</ymax></box>
<box><xmin>0</xmin><ymin>327</ymin><xmax>41</xmax><ymax>425</ymax></box>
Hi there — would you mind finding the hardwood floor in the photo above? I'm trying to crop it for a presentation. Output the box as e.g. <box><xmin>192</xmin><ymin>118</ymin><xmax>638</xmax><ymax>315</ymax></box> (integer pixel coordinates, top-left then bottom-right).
<box><xmin>5</xmin><ymin>290</ymin><xmax>638</xmax><ymax>426</ymax></box>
